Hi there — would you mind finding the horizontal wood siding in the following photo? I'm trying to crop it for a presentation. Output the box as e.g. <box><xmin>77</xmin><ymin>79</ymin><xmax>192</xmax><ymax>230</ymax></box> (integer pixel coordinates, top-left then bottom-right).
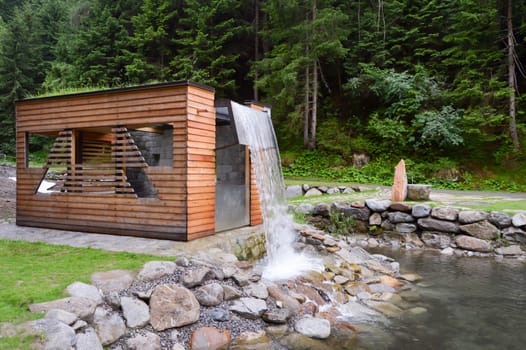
<box><xmin>186</xmin><ymin>86</ymin><xmax>216</xmax><ymax>240</ymax></box>
<box><xmin>249</xmin><ymin>157</ymin><xmax>263</xmax><ymax>226</ymax></box>
<box><xmin>16</xmin><ymin>83</ymin><xmax>215</xmax><ymax>241</ymax></box>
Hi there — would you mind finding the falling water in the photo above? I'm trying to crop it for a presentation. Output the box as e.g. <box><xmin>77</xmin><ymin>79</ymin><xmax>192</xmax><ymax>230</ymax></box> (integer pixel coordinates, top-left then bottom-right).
<box><xmin>230</xmin><ymin>102</ymin><xmax>322</xmax><ymax>280</ymax></box>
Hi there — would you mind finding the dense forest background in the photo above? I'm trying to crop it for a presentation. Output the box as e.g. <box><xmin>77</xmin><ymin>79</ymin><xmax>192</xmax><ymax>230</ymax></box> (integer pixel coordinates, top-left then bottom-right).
<box><xmin>1</xmin><ymin>0</ymin><xmax>526</xmax><ymax>190</ymax></box>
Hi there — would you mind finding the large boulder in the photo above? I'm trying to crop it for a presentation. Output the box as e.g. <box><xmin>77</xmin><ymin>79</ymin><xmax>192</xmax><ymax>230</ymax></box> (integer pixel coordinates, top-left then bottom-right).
<box><xmin>488</xmin><ymin>211</ymin><xmax>512</xmax><ymax>228</ymax></box>
<box><xmin>285</xmin><ymin>185</ymin><xmax>303</xmax><ymax>198</ymax></box>
<box><xmin>137</xmin><ymin>261</ymin><xmax>178</xmax><ymax>282</ymax></box>
<box><xmin>431</xmin><ymin>207</ymin><xmax>459</xmax><ymax>221</ymax></box>
<box><xmin>65</xmin><ymin>282</ymin><xmax>103</xmax><ymax>305</ymax></box>
<box><xmin>412</xmin><ymin>204</ymin><xmax>431</xmax><ymax>218</ymax></box>
<box><xmin>27</xmin><ymin>318</ymin><xmax>76</xmax><ymax>350</ymax></box>
<box><xmin>365</xmin><ymin>199</ymin><xmax>391</xmax><ymax>212</ymax></box>
<box><xmin>417</xmin><ymin>218</ymin><xmax>460</xmax><ymax>233</ymax></box>
<box><xmin>458</xmin><ymin>210</ymin><xmax>488</xmax><ymax>224</ymax></box>
<box><xmin>459</xmin><ymin>220</ymin><xmax>500</xmax><ymax>240</ymax></box>
<box><xmin>454</xmin><ymin>235</ymin><xmax>492</xmax><ymax>253</ymax></box>
<box><xmin>150</xmin><ymin>284</ymin><xmax>200</xmax><ymax>331</ymax></box>
<box><xmin>120</xmin><ymin>297</ymin><xmax>150</xmax><ymax>328</ymax></box>
<box><xmin>193</xmin><ymin>283</ymin><xmax>224</xmax><ymax>306</ymax></box>
<box><xmin>91</xmin><ymin>269</ymin><xmax>135</xmax><ymax>295</ymax></box>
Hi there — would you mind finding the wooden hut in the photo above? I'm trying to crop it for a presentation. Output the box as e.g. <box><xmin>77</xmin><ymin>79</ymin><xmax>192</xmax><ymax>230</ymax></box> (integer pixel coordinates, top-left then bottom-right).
<box><xmin>15</xmin><ymin>81</ymin><xmax>262</xmax><ymax>241</ymax></box>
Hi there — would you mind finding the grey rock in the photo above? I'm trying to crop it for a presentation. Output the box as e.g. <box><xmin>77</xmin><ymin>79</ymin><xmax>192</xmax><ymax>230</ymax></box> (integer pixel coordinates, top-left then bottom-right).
<box><xmin>512</xmin><ymin>213</ymin><xmax>526</xmax><ymax>227</ymax></box>
<box><xmin>406</xmin><ymin>184</ymin><xmax>432</xmax><ymax>200</ymax></box>
<box><xmin>459</xmin><ymin>220</ymin><xmax>500</xmax><ymax>240</ymax></box>
<box><xmin>91</xmin><ymin>269</ymin><xmax>135</xmax><ymax>295</ymax></box>
<box><xmin>381</xmin><ymin>220</ymin><xmax>395</xmax><ymax>231</ymax></box>
<box><xmin>71</xmin><ymin>320</ymin><xmax>88</xmax><ymax>331</ymax></box>
<box><xmin>150</xmin><ymin>284</ymin><xmax>200</xmax><ymax>331</ymax></box>
<box><xmin>304</xmin><ymin>188</ymin><xmax>322</xmax><ymax>197</ymax></box>
<box><xmin>368</xmin><ymin>283</ymin><xmax>396</xmax><ymax>294</ymax></box>
<box><xmin>120</xmin><ymin>297</ymin><xmax>150</xmax><ymax>328</ymax></box>
<box><xmin>421</xmin><ymin>232</ymin><xmax>452</xmax><ymax>249</ymax></box>
<box><xmin>402</xmin><ymin>232</ymin><xmax>424</xmax><ymax>247</ymax></box>
<box><xmin>322</xmin><ymin>236</ymin><xmax>337</xmax><ymax>247</ymax></box>
<box><xmin>92</xmin><ymin>307</ymin><xmax>126</xmax><ymax>346</ymax></box>
<box><xmin>334</xmin><ymin>275</ymin><xmax>350</xmax><ymax>285</ymax></box>
<box><xmin>285</xmin><ymin>185</ymin><xmax>303</xmax><ymax>198</ymax></box>
<box><xmin>76</xmin><ymin>327</ymin><xmax>103</xmax><ymax>350</ymax></box>
<box><xmin>488</xmin><ymin>211</ymin><xmax>512</xmax><ymax>228</ymax></box>
<box><xmin>388</xmin><ymin>212</ymin><xmax>415</xmax><ymax>223</ymax></box>
<box><xmin>417</xmin><ymin>218</ymin><xmax>460</xmax><ymax>233</ymax></box>
<box><xmin>369</xmin><ymin>212</ymin><xmax>382</xmax><ymax>226</ymax></box>
<box><xmin>232</xmin><ymin>271</ymin><xmax>251</xmax><ymax>287</ymax></box>
<box><xmin>313</xmin><ymin>203</ymin><xmax>331</xmax><ymax>217</ymax></box>
<box><xmin>495</xmin><ymin>245</ymin><xmax>523</xmax><ymax>255</ymax></box>
<box><xmin>342</xmin><ymin>187</ymin><xmax>355</xmax><ymax>194</ymax></box>
<box><xmin>441</xmin><ymin>247</ymin><xmax>455</xmax><ymax>255</ymax></box>
<box><xmin>365</xmin><ymin>199</ymin><xmax>391</xmax><ymax>212</ymax></box>
<box><xmin>458</xmin><ymin>210</ymin><xmax>488</xmax><ymax>224</ymax></box>
<box><xmin>244</xmin><ymin>282</ymin><xmax>269</xmax><ymax>300</ymax></box>
<box><xmin>65</xmin><ymin>281</ymin><xmax>103</xmax><ymax>305</ymax></box>
<box><xmin>412</xmin><ymin>204</ymin><xmax>431</xmax><ymax>218</ymax></box>
<box><xmin>175</xmin><ymin>256</ymin><xmax>190</xmax><ymax>267</ymax></box>
<box><xmin>28</xmin><ymin>318</ymin><xmax>76</xmax><ymax>350</ymax></box>
<box><xmin>194</xmin><ymin>283</ymin><xmax>224</xmax><ymax>306</ymax></box>
<box><xmin>262</xmin><ymin>309</ymin><xmax>290</xmax><ymax>324</ymax></box>
<box><xmin>223</xmin><ymin>285</ymin><xmax>243</xmax><ymax>301</ymax></box>
<box><xmin>389</xmin><ymin>202</ymin><xmax>412</xmax><ymax>212</ymax></box>
<box><xmin>105</xmin><ymin>291</ymin><xmax>121</xmax><ymax>309</ymax></box>
<box><xmin>137</xmin><ymin>261</ymin><xmax>177</xmax><ymax>282</ymax></box>
<box><xmin>326</xmin><ymin>187</ymin><xmax>340</xmax><ymax>195</ymax></box>
<box><xmin>294</xmin><ymin>317</ymin><xmax>331</xmax><ymax>339</ymax></box>
<box><xmin>302</xmin><ymin>184</ymin><xmax>311</xmax><ymax>192</ymax></box>
<box><xmin>396</xmin><ymin>223</ymin><xmax>417</xmax><ymax>234</ymax></box>
<box><xmin>318</xmin><ymin>186</ymin><xmax>328</xmax><ymax>193</ymax></box>
<box><xmin>296</xmin><ymin>203</ymin><xmax>314</xmax><ymax>215</ymax></box>
<box><xmin>208</xmin><ymin>308</ymin><xmax>230</xmax><ymax>322</ymax></box>
<box><xmin>455</xmin><ymin>235</ymin><xmax>492</xmax><ymax>253</ymax></box>
<box><xmin>332</xmin><ymin>202</ymin><xmax>371</xmax><ymax>221</ymax></box>
<box><xmin>502</xmin><ymin>226</ymin><xmax>526</xmax><ymax>242</ymax></box>
<box><xmin>29</xmin><ymin>297</ymin><xmax>97</xmax><ymax>320</ymax></box>
<box><xmin>182</xmin><ymin>266</ymin><xmax>215</xmax><ymax>288</ymax></box>
<box><xmin>45</xmin><ymin>309</ymin><xmax>77</xmax><ymax>326</ymax></box>
<box><xmin>431</xmin><ymin>207</ymin><xmax>459</xmax><ymax>221</ymax></box>
<box><xmin>126</xmin><ymin>331</ymin><xmax>161</xmax><ymax>350</ymax></box>
<box><xmin>229</xmin><ymin>297</ymin><xmax>268</xmax><ymax>319</ymax></box>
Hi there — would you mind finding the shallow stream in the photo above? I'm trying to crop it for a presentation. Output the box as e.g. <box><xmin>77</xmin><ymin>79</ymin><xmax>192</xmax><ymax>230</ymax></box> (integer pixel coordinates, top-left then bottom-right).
<box><xmin>361</xmin><ymin>248</ymin><xmax>526</xmax><ymax>350</ymax></box>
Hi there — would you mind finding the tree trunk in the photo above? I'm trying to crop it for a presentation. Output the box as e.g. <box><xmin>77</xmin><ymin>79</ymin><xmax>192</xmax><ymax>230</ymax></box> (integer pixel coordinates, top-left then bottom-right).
<box><xmin>304</xmin><ymin>60</ymin><xmax>310</xmax><ymax>148</ymax></box>
<box><xmin>309</xmin><ymin>59</ymin><xmax>318</xmax><ymax>150</ymax></box>
<box><xmin>508</xmin><ymin>0</ymin><xmax>520</xmax><ymax>151</ymax></box>
<box><xmin>253</xmin><ymin>0</ymin><xmax>259</xmax><ymax>101</ymax></box>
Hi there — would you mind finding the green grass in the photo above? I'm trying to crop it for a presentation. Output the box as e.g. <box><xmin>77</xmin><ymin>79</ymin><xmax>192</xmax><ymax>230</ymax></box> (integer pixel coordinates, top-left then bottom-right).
<box><xmin>0</xmin><ymin>240</ymin><xmax>173</xmax><ymax>324</ymax></box>
<box><xmin>468</xmin><ymin>199</ymin><xmax>526</xmax><ymax>213</ymax></box>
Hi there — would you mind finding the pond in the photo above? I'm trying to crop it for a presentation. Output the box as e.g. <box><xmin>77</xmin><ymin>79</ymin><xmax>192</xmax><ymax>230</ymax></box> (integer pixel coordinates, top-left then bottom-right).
<box><xmin>359</xmin><ymin>248</ymin><xmax>526</xmax><ymax>350</ymax></box>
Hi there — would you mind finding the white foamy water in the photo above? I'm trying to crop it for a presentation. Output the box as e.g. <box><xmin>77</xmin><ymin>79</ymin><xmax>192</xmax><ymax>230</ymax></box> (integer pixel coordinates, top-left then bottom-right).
<box><xmin>231</xmin><ymin>102</ymin><xmax>322</xmax><ymax>280</ymax></box>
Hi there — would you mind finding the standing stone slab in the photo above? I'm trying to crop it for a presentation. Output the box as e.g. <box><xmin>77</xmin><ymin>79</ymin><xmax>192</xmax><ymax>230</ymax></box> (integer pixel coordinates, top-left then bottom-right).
<box><xmin>412</xmin><ymin>204</ymin><xmax>431</xmax><ymax>218</ymax></box>
<box><xmin>150</xmin><ymin>284</ymin><xmax>200</xmax><ymax>331</ymax></box>
<box><xmin>459</xmin><ymin>220</ymin><xmax>500</xmax><ymax>240</ymax></box>
<box><xmin>455</xmin><ymin>235</ymin><xmax>492</xmax><ymax>253</ymax></box>
<box><xmin>92</xmin><ymin>307</ymin><xmax>126</xmax><ymax>346</ymax></box>
<box><xmin>137</xmin><ymin>261</ymin><xmax>178</xmax><ymax>282</ymax></box>
<box><xmin>406</xmin><ymin>184</ymin><xmax>431</xmax><ymax>201</ymax></box>
<box><xmin>121</xmin><ymin>297</ymin><xmax>150</xmax><ymax>328</ymax></box>
<box><xmin>458</xmin><ymin>210</ymin><xmax>488</xmax><ymax>224</ymax></box>
<box><xmin>417</xmin><ymin>218</ymin><xmax>460</xmax><ymax>233</ymax></box>
<box><xmin>391</xmin><ymin>159</ymin><xmax>407</xmax><ymax>202</ymax></box>
<box><xmin>76</xmin><ymin>327</ymin><xmax>103</xmax><ymax>350</ymax></box>
<box><xmin>431</xmin><ymin>207</ymin><xmax>459</xmax><ymax>221</ymax></box>
<box><xmin>294</xmin><ymin>317</ymin><xmax>331</xmax><ymax>339</ymax></box>
<box><xmin>65</xmin><ymin>281</ymin><xmax>103</xmax><ymax>305</ymax></box>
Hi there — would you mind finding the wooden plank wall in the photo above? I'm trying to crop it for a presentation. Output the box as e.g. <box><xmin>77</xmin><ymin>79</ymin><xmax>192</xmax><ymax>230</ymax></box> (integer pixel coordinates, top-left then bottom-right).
<box><xmin>249</xmin><ymin>156</ymin><xmax>263</xmax><ymax>226</ymax></box>
<box><xmin>16</xmin><ymin>82</ymin><xmax>216</xmax><ymax>241</ymax></box>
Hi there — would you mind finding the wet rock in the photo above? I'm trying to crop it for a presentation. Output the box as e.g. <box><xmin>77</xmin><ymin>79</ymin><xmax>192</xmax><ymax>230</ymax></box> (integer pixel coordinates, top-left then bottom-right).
<box><xmin>126</xmin><ymin>331</ymin><xmax>162</xmax><ymax>350</ymax></box>
<box><xmin>262</xmin><ymin>309</ymin><xmax>290</xmax><ymax>324</ymax></box>
<box><xmin>229</xmin><ymin>297</ymin><xmax>267</xmax><ymax>319</ymax></box>
<box><xmin>137</xmin><ymin>261</ymin><xmax>178</xmax><ymax>282</ymax></box>
<box><xmin>365</xmin><ymin>301</ymin><xmax>404</xmax><ymax>317</ymax></box>
<box><xmin>194</xmin><ymin>283</ymin><xmax>224</xmax><ymax>306</ymax></box>
<box><xmin>280</xmin><ymin>333</ymin><xmax>330</xmax><ymax>350</ymax></box>
<box><xmin>368</xmin><ymin>283</ymin><xmax>396</xmax><ymax>294</ymax></box>
<box><xmin>91</xmin><ymin>269</ymin><xmax>135</xmax><ymax>295</ymax></box>
<box><xmin>222</xmin><ymin>285</ymin><xmax>243</xmax><ymax>301</ymax></box>
<box><xmin>421</xmin><ymin>232</ymin><xmax>452</xmax><ymax>249</ymax></box>
<box><xmin>441</xmin><ymin>247</ymin><xmax>454</xmax><ymax>255</ymax></box>
<box><xmin>150</xmin><ymin>284</ymin><xmax>200</xmax><ymax>331</ymax></box>
<box><xmin>365</xmin><ymin>199</ymin><xmax>391</xmax><ymax>212</ymax></box>
<box><xmin>388</xmin><ymin>212</ymin><xmax>415</xmax><ymax>223</ymax></box>
<box><xmin>29</xmin><ymin>297</ymin><xmax>97</xmax><ymax>320</ymax></box>
<box><xmin>458</xmin><ymin>210</ymin><xmax>488</xmax><ymax>224</ymax></box>
<box><xmin>313</xmin><ymin>203</ymin><xmax>331</xmax><ymax>217</ymax></box>
<box><xmin>334</xmin><ymin>275</ymin><xmax>350</xmax><ymax>285</ymax></box>
<box><xmin>412</xmin><ymin>204</ymin><xmax>431</xmax><ymax>218</ymax></box>
<box><xmin>502</xmin><ymin>226</ymin><xmax>526</xmax><ymax>242</ymax></box>
<box><xmin>244</xmin><ymin>282</ymin><xmax>269</xmax><ymax>300</ymax></box>
<box><xmin>396</xmin><ymin>223</ymin><xmax>417</xmax><ymax>234</ymax></box>
<box><xmin>190</xmin><ymin>326</ymin><xmax>231</xmax><ymax>350</ymax></box>
<box><xmin>267</xmin><ymin>286</ymin><xmax>301</xmax><ymax>313</ymax></box>
<box><xmin>455</xmin><ymin>235</ymin><xmax>492</xmax><ymax>253</ymax></box>
<box><xmin>182</xmin><ymin>266</ymin><xmax>215</xmax><ymax>288</ymax></box>
<box><xmin>459</xmin><ymin>220</ymin><xmax>500</xmax><ymax>240</ymax></box>
<box><xmin>305</xmin><ymin>188</ymin><xmax>322</xmax><ymax>197</ymax></box>
<box><xmin>512</xmin><ymin>213</ymin><xmax>526</xmax><ymax>227</ymax></box>
<box><xmin>495</xmin><ymin>245</ymin><xmax>523</xmax><ymax>255</ymax></box>
<box><xmin>285</xmin><ymin>185</ymin><xmax>303</xmax><ymax>198</ymax></box>
<box><xmin>431</xmin><ymin>207</ymin><xmax>459</xmax><ymax>221</ymax></box>
<box><xmin>230</xmin><ymin>330</ymin><xmax>271</xmax><ymax>349</ymax></box>
<box><xmin>399</xmin><ymin>273</ymin><xmax>422</xmax><ymax>282</ymax></box>
<box><xmin>344</xmin><ymin>281</ymin><xmax>371</xmax><ymax>296</ymax></box>
<box><xmin>65</xmin><ymin>281</ymin><xmax>103</xmax><ymax>305</ymax></box>
<box><xmin>380</xmin><ymin>275</ymin><xmax>402</xmax><ymax>288</ymax></box>
<box><xmin>417</xmin><ymin>218</ymin><xmax>460</xmax><ymax>233</ymax></box>
<box><xmin>294</xmin><ymin>317</ymin><xmax>331</xmax><ymax>339</ymax></box>
<box><xmin>369</xmin><ymin>212</ymin><xmax>382</xmax><ymax>226</ymax></box>
<box><xmin>488</xmin><ymin>211</ymin><xmax>512</xmax><ymax>228</ymax></box>
<box><xmin>92</xmin><ymin>307</ymin><xmax>126</xmax><ymax>345</ymax></box>
<box><xmin>45</xmin><ymin>309</ymin><xmax>77</xmax><ymax>325</ymax></box>
<box><xmin>76</xmin><ymin>327</ymin><xmax>103</xmax><ymax>350</ymax></box>
<box><xmin>406</xmin><ymin>307</ymin><xmax>428</xmax><ymax>315</ymax></box>
<box><xmin>120</xmin><ymin>297</ymin><xmax>150</xmax><ymax>328</ymax></box>
<box><xmin>28</xmin><ymin>318</ymin><xmax>76</xmax><ymax>350</ymax></box>
<box><xmin>207</xmin><ymin>308</ymin><xmax>230</xmax><ymax>322</ymax></box>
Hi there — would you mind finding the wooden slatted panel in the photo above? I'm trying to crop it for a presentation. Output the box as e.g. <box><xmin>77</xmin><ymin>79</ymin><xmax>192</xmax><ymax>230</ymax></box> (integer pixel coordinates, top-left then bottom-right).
<box><xmin>249</xmin><ymin>156</ymin><xmax>263</xmax><ymax>226</ymax></box>
<box><xmin>46</xmin><ymin>130</ymin><xmax>72</xmax><ymax>167</ymax></box>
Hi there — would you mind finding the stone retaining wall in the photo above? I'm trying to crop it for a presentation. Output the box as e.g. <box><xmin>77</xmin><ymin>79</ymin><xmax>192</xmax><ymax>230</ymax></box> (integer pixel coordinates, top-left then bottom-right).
<box><xmin>293</xmin><ymin>199</ymin><xmax>526</xmax><ymax>257</ymax></box>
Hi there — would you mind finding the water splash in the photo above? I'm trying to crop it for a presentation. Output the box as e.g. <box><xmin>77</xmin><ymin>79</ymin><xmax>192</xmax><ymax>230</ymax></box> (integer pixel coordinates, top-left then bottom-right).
<box><xmin>230</xmin><ymin>102</ymin><xmax>322</xmax><ymax>280</ymax></box>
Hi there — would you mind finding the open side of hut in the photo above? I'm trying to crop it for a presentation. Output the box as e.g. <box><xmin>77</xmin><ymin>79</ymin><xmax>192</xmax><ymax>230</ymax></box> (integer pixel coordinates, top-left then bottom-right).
<box><xmin>15</xmin><ymin>81</ymin><xmax>262</xmax><ymax>241</ymax></box>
